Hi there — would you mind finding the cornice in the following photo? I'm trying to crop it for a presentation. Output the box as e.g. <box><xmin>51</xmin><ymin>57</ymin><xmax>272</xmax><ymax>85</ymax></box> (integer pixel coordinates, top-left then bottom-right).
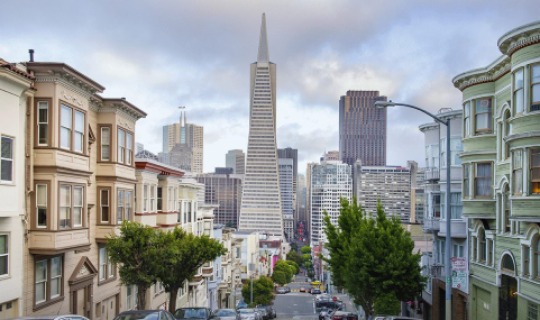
<box><xmin>498</xmin><ymin>21</ymin><xmax>540</xmax><ymax>56</ymax></box>
<box><xmin>505</xmin><ymin>131</ymin><xmax>540</xmax><ymax>143</ymax></box>
<box><xmin>452</xmin><ymin>56</ymin><xmax>511</xmax><ymax>91</ymax></box>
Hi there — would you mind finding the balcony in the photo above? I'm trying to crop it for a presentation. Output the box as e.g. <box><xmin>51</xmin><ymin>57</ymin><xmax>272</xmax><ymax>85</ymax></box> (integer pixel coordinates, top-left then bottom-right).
<box><xmin>202</xmin><ymin>266</ymin><xmax>213</xmax><ymax>277</ymax></box>
<box><xmin>28</xmin><ymin>228</ymin><xmax>90</xmax><ymax>254</ymax></box>
<box><xmin>423</xmin><ymin>216</ymin><xmax>440</xmax><ymax>231</ymax></box>
<box><xmin>189</xmin><ymin>274</ymin><xmax>204</xmax><ymax>285</ymax></box>
<box><xmin>34</xmin><ymin>149</ymin><xmax>90</xmax><ymax>174</ymax></box>
<box><xmin>438</xmin><ymin>219</ymin><xmax>468</xmax><ymax>238</ymax></box>
<box><xmin>422</xmin><ymin>167</ymin><xmax>440</xmax><ymax>182</ymax></box>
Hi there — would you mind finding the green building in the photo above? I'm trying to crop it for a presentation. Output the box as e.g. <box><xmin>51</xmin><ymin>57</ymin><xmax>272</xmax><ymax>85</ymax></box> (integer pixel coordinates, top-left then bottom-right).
<box><xmin>453</xmin><ymin>21</ymin><xmax>540</xmax><ymax>319</ymax></box>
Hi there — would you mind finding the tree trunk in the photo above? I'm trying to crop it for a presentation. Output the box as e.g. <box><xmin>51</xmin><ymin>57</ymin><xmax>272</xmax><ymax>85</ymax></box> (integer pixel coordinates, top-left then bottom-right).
<box><xmin>168</xmin><ymin>287</ymin><xmax>179</xmax><ymax>313</ymax></box>
<box><xmin>137</xmin><ymin>285</ymin><xmax>148</xmax><ymax>310</ymax></box>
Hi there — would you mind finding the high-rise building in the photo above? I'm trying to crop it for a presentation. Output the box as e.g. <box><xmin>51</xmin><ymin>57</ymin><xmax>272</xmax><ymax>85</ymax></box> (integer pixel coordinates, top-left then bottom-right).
<box><xmin>278</xmin><ymin>158</ymin><xmax>294</xmax><ymax>241</ymax></box>
<box><xmin>238</xmin><ymin>13</ymin><xmax>283</xmax><ymax>236</ymax></box>
<box><xmin>339</xmin><ymin>90</ymin><xmax>387</xmax><ymax>166</ymax></box>
<box><xmin>161</xmin><ymin>110</ymin><xmax>204</xmax><ymax>173</ymax></box>
<box><xmin>226</xmin><ymin>149</ymin><xmax>245</xmax><ymax>174</ymax></box>
<box><xmin>309</xmin><ymin>156</ymin><xmax>352</xmax><ymax>244</ymax></box>
<box><xmin>278</xmin><ymin>147</ymin><xmax>298</xmax><ymax>227</ymax></box>
<box><xmin>196</xmin><ymin>172</ymin><xmax>243</xmax><ymax>228</ymax></box>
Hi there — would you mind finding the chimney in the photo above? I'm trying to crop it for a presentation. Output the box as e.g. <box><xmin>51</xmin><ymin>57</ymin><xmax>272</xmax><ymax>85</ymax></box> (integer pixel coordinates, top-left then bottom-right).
<box><xmin>29</xmin><ymin>49</ymin><xmax>34</xmax><ymax>62</ymax></box>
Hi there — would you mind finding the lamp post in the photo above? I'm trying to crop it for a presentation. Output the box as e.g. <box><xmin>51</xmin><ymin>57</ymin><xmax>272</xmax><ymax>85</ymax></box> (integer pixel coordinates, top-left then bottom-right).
<box><xmin>375</xmin><ymin>100</ymin><xmax>452</xmax><ymax>320</ymax></box>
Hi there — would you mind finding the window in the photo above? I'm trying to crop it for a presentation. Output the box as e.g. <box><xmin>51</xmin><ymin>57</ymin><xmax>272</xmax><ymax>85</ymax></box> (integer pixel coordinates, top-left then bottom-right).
<box><xmin>100</xmin><ymin>127</ymin><xmax>111</xmax><ymax>161</ymax></box>
<box><xmin>535</xmin><ymin>237</ymin><xmax>540</xmax><ymax>279</ymax></box>
<box><xmin>117</xmin><ymin>189</ymin><xmax>133</xmax><ymax>223</ymax></box>
<box><xmin>513</xmin><ymin>150</ymin><xmax>523</xmax><ymax>195</ymax></box>
<box><xmin>36</xmin><ymin>184</ymin><xmax>48</xmax><ymax>228</ymax></box>
<box><xmin>98</xmin><ymin>246</ymin><xmax>115</xmax><ymax>282</ymax></box>
<box><xmin>441</xmin><ymin>192</ymin><xmax>462</xmax><ymax>219</ymax></box>
<box><xmin>531</xmin><ymin>64</ymin><xmax>540</xmax><ymax>111</ymax></box>
<box><xmin>453</xmin><ymin>243</ymin><xmax>464</xmax><ymax>258</ymax></box>
<box><xmin>463</xmin><ymin>101</ymin><xmax>471</xmax><ymax>137</ymax></box>
<box><xmin>475</xmin><ymin>163</ymin><xmax>492</xmax><ymax>198</ymax></box>
<box><xmin>35</xmin><ymin>256</ymin><xmax>63</xmax><ymax>305</ymax></box>
<box><xmin>168</xmin><ymin>187</ymin><xmax>174</xmax><ymax>211</ymax></box>
<box><xmin>478</xmin><ymin>229</ymin><xmax>486</xmax><ymax>263</ymax></box>
<box><xmin>523</xmin><ymin>245</ymin><xmax>530</xmax><ymax>276</ymax></box>
<box><xmin>60</xmin><ymin>104</ymin><xmax>85</xmax><ymax>153</ymax></box>
<box><xmin>0</xmin><ymin>234</ymin><xmax>8</xmax><ymax>276</ymax></box>
<box><xmin>530</xmin><ymin>149</ymin><xmax>540</xmax><ymax>194</ymax></box>
<box><xmin>514</xmin><ymin>68</ymin><xmax>524</xmax><ymax>113</ymax></box>
<box><xmin>59</xmin><ymin>184</ymin><xmax>84</xmax><ymax>229</ymax></box>
<box><xmin>503</xmin><ymin>110</ymin><xmax>511</xmax><ymax>160</ymax></box>
<box><xmin>432</xmin><ymin>193</ymin><xmax>441</xmax><ymax>218</ymax></box>
<box><xmin>143</xmin><ymin>184</ymin><xmax>148</xmax><ymax>212</ymax></box>
<box><xmin>37</xmin><ymin>101</ymin><xmax>49</xmax><ymax>146</ymax></box>
<box><xmin>502</xmin><ymin>185</ymin><xmax>511</xmax><ymax>234</ymax></box>
<box><xmin>117</xmin><ymin>128</ymin><xmax>133</xmax><ymax>165</ymax></box>
<box><xmin>463</xmin><ymin>164</ymin><xmax>470</xmax><ymax>198</ymax></box>
<box><xmin>100</xmin><ymin>189</ymin><xmax>110</xmax><ymax>223</ymax></box>
<box><xmin>474</xmin><ymin>98</ymin><xmax>493</xmax><ymax>135</ymax></box>
<box><xmin>157</xmin><ymin>187</ymin><xmax>163</xmax><ymax>212</ymax></box>
<box><xmin>127</xmin><ymin>285</ymin><xmax>137</xmax><ymax>310</ymax></box>
<box><xmin>1</xmin><ymin>136</ymin><xmax>13</xmax><ymax>183</ymax></box>
<box><xmin>150</xmin><ymin>185</ymin><xmax>155</xmax><ymax>212</ymax></box>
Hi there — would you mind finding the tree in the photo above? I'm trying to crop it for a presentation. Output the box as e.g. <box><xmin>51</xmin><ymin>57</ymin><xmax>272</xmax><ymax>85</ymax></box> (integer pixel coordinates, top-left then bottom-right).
<box><xmin>157</xmin><ymin>227</ymin><xmax>226</xmax><ymax>313</ymax></box>
<box><xmin>286</xmin><ymin>250</ymin><xmax>303</xmax><ymax>267</ymax></box>
<box><xmin>271</xmin><ymin>270</ymin><xmax>288</xmax><ymax>286</ymax></box>
<box><xmin>285</xmin><ymin>260</ymin><xmax>299</xmax><ymax>275</ymax></box>
<box><xmin>106</xmin><ymin>221</ymin><xmax>161</xmax><ymax>309</ymax></box>
<box><xmin>272</xmin><ymin>260</ymin><xmax>293</xmax><ymax>284</ymax></box>
<box><xmin>300</xmin><ymin>245</ymin><xmax>311</xmax><ymax>254</ymax></box>
<box><xmin>323</xmin><ymin>199</ymin><xmax>425</xmax><ymax>318</ymax></box>
<box><xmin>242</xmin><ymin>276</ymin><xmax>275</xmax><ymax>306</ymax></box>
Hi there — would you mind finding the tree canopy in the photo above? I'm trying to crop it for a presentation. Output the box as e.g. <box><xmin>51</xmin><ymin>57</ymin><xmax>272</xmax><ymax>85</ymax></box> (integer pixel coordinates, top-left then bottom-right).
<box><xmin>272</xmin><ymin>260</ymin><xmax>294</xmax><ymax>285</ymax></box>
<box><xmin>323</xmin><ymin>199</ymin><xmax>425</xmax><ymax>317</ymax></box>
<box><xmin>242</xmin><ymin>275</ymin><xmax>275</xmax><ymax>306</ymax></box>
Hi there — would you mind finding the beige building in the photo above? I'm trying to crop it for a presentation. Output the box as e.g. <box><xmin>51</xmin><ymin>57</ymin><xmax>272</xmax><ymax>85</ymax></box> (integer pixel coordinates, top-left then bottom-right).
<box><xmin>0</xmin><ymin>59</ymin><xmax>35</xmax><ymax>319</ymax></box>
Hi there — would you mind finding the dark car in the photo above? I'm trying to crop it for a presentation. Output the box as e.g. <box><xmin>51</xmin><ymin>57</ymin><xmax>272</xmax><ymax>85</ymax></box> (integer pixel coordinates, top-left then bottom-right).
<box><xmin>329</xmin><ymin>311</ymin><xmax>358</xmax><ymax>320</ymax></box>
<box><xmin>257</xmin><ymin>305</ymin><xmax>276</xmax><ymax>319</ymax></box>
<box><xmin>175</xmin><ymin>307</ymin><xmax>213</xmax><ymax>320</ymax></box>
<box><xmin>113</xmin><ymin>310</ymin><xmax>176</xmax><ymax>320</ymax></box>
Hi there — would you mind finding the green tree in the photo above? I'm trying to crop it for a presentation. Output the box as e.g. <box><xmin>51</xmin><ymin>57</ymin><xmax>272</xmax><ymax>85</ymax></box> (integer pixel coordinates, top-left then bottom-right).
<box><xmin>106</xmin><ymin>221</ymin><xmax>161</xmax><ymax>309</ymax></box>
<box><xmin>286</xmin><ymin>250</ymin><xmax>303</xmax><ymax>267</ymax></box>
<box><xmin>285</xmin><ymin>260</ymin><xmax>299</xmax><ymax>274</ymax></box>
<box><xmin>242</xmin><ymin>276</ymin><xmax>275</xmax><ymax>306</ymax></box>
<box><xmin>272</xmin><ymin>260</ymin><xmax>293</xmax><ymax>284</ymax></box>
<box><xmin>300</xmin><ymin>245</ymin><xmax>311</xmax><ymax>254</ymax></box>
<box><xmin>323</xmin><ymin>199</ymin><xmax>425</xmax><ymax>318</ymax></box>
<box><xmin>271</xmin><ymin>270</ymin><xmax>288</xmax><ymax>286</ymax></box>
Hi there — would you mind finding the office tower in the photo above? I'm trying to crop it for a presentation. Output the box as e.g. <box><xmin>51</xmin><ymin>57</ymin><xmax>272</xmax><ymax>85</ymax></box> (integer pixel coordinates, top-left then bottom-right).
<box><xmin>278</xmin><ymin>158</ymin><xmax>294</xmax><ymax>241</ymax></box>
<box><xmin>226</xmin><ymin>149</ymin><xmax>246</xmax><ymax>174</ymax></box>
<box><xmin>278</xmin><ymin>147</ymin><xmax>298</xmax><ymax>225</ymax></box>
<box><xmin>238</xmin><ymin>13</ymin><xmax>283</xmax><ymax>236</ymax></box>
<box><xmin>161</xmin><ymin>110</ymin><xmax>204</xmax><ymax>173</ymax></box>
<box><xmin>196</xmin><ymin>172</ymin><xmax>243</xmax><ymax>228</ymax></box>
<box><xmin>353</xmin><ymin>160</ymin><xmax>417</xmax><ymax>222</ymax></box>
<box><xmin>310</xmin><ymin>156</ymin><xmax>352</xmax><ymax>244</ymax></box>
<box><xmin>339</xmin><ymin>90</ymin><xmax>387</xmax><ymax>166</ymax></box>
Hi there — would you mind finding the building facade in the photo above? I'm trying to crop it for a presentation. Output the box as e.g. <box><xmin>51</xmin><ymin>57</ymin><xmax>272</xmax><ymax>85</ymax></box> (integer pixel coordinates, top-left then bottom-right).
<box><xmin>417</xmin><ymin>109</ymin><xmax>467</xmax><ymax>320</ymax></box>
<box><xmin>0</xmin><ymin>59</ymin><xmax>34</xmax><ymax>319</ymax></box>
<box><xmin>353</xmin><ymin>161</ymin><xmax>417</xmax><ymax>222</ymax></box>
<box><xmin>238</xmin><ymin>14</ymin><xmax>283</xmax><ymax>236</ymax></box>
<box><xmin>452</xmin><ymin>20</ymin><xmax>540</xmax><ymax>320</ymax></box>
<box><xmin>339</xmin><ymin>90</ymin><xmax>387</xmax><ymax>166</ymax></box>
<box><xmin>278</xmin><ymin>158</ymin><xmax>294</xmax><ymax>241</ymax></box>
<box><xmin>225</xmin><ymin>149</ymin><xmax>245</xmax><ymax>174</ymax></box>
<box><xmin>196</xmin><ymin>172</ymin><xmax>243</xmax><ymax>228</ymax></box>
<box><xmin>309</xmin><ymin>158</ymin><xmax>352</xmax><ymax>245</ymax></box>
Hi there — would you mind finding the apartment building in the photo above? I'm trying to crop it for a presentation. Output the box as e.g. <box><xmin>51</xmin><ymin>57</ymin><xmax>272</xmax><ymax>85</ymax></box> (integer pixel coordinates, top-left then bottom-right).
<box><xmin>452</xmin><ymin>20</ymin><xmax>540</xmax><ymax>319</ymax></box>
<box><xmin>0</xmin><ymin>59</ymin><xmax>35</xmax><ymax>319</ymax></box>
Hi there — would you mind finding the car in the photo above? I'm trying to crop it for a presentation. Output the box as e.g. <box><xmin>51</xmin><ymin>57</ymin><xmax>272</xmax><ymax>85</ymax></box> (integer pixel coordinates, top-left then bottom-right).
<box><xmin>311</xmin><ymin>288</ymin><xmax>322</xmax><ymax>295</ymax></box>
<box><xmin>10</xmin><ymin>316</ymin><xmax>90</xmax><ymax>320</ymax></box>
<box><xmin>256</xmin><ymin>305</ymin><xmax>276</xmax><ymax>319</ymax></box>
<box><xmin>113</xmin><ymin>310</ymin><xmax>176</xmax><ymax>320</ymax></box>
<box><xmin>255</xmin><ymin>306</ymin><xmax>270</xmax><ymax>320</ymax></box>
<box><xmin>299</xmin><ymin>287</ymin><xmax>306</xmax><ymax>292</ymax></box>
<box><xmin>236</xmin><ymin>300</ymin><xmax>248</xmax><ymax>310</ymax></box>
<box><xmin>329</xmin><ymin>311</ymin><xmax>358</xmax><ymax>320</ymax></box>
<box><xmin>275</xmin><ymin>286</ymin><xmax>287</xmax><ymax>294</ymax></box>
<box><xmin>213</xmin><ymin>309</ymin><xmax>240</xmax><ymax>320</ymax></box>
<box><xmin>237</xmin><ymin>308</ymin><xmax>260</xmax><ymax>320</ymax></box>
<box><xmin>319</xmin><ymin>307</ymin><xmax>331</xmax><ymax>320</ymax></box>
<box><xmin>175</xmin><ymin>307</ymin><xmax>213</xmax><ymax>320</ymax></box>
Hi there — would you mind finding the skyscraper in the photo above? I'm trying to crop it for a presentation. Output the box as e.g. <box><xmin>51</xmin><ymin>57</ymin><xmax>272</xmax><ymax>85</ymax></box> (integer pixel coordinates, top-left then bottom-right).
<box><xmin>238</xmin><ymin>13</ymin><xmax>283</xmax><ymax>236</ymax></box>
<box><xmin>225</xmin><ymin>149</ymin><xmax>245</xmax><ymax>174</ymax></box>
<box><xmin>278</xmin><ymin>158</ymin><xmax>294</xmax><ymax>240</ymax></box>
<box><xmin>161</xmin><ymin>110</ymin><xmax>204</xmax><ymax>173</ymax></box>
<box><xmin>339</xmin><ymin>90</ymin><xmax>387</xmax><ymax>166</ymax></box>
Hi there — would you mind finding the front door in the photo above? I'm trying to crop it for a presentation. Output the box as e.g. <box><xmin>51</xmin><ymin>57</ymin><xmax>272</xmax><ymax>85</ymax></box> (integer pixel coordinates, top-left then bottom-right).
<box><xmin>100</xmin><ymin>294</ymin><xmax>119</xmax><ymax>320</ymax></box>
<box><xmin>499</xmin><ymin>274</ymin><xmax>517</xmax><ymax>320</ymax></box>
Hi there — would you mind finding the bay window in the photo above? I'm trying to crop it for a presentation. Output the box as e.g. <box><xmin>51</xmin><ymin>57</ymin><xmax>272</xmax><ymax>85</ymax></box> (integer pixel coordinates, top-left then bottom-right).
<box><xmin>1</xmin><ymin>136</ymin><xmax>13</xmax><ymax>183</ymax></box>
<box><xmin>36</xmin><ymin>183</ymin><xmax>48</xmax><ymax>228</ymax></box>
<box><xmin>513</xmin><ymin>150</ymin><xmax>523</xmax><ymax>195</ymax></box>
<box><xmin>37</xmin><ymin>100</ymin><xmax>49</xmax><ymax>146</ymax></box>
<box><xmin>530</xmin><ymin>148</ymin><xmax>540</xmax><ymax>194</ymax></box>
<box><xmin>463</xmin><ymin>164</ymin><xmax>470</xmax><ymax>198</ymax></box>
<box><xmin>59</xmin><ymin>184</ymin><xmax>84</xmax><ymax>229</ymax></box>
<box><xmin>35</xmin><ymin>256</ymin><xmax>63</xmax><ymax>306</ymax></box>
<box><xmin>463</xmin><ymin>101</ymin><xmax>470</xmax><ymax>137</ymax></box>
<box><xmin>100</xmin><ymin>127</ymin><xmax>111</xmax><ymax>161</ymax></box>
<box><xmin>475</xmin><ymin>162</ymin><xmax>492</xmax><ymax>198</ymax></box>
<box><xmin>60</xmin><ymin>104</ymin><xmax>85</xmax><ymax>153</ymax></box>
<box><xmin>475</xmin><ymin>98</ymin><xmax>493</xmax><ymax>135</ymax></box>
<box><xmin>117</xmin><ymin>128</ymin><xmax>133</xmax><ymax>165</ymax></box>
<box><xmin>99</xmin><ymin>188</ymin><xmax>110</xmax><ymax>223</ymax></box>
<box><xmin>117</xmin><ymin>189</ymin><xmax>133</xmax><ymax>223</ymax></box>
<box><xmin>514</xmin><ymin>68</ymin><xmax>524</xmax><ymax>113</ymax></box>
<box><xmin>532</xmin><ymin>64</ymin><xmax>540</xmax><ymax>111</ymax></box>
<box><xmin>98</xmin><ymin>245</ymin><xmax>115</xmax><ymax>282</ymax></box>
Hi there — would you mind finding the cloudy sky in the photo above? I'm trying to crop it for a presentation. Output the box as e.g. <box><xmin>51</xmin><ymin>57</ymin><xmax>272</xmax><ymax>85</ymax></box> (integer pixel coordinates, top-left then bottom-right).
<box><xmin>1</xmin><ymin>1</ymin><xmax>538</xmax><ymax>174</ymax></box>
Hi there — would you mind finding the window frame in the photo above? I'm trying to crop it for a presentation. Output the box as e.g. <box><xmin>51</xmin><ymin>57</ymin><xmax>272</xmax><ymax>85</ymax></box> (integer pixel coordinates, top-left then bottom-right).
<box><xmin>117</xmin><ymin>189</ymin><xmax>133</xmax><ymax>224</ymax></box>
<box><xmin>34</xmin><ymin>255</ymin><xmax>64</xmax><ymax>308</ymax></box>
<box><xmin>58</xmin><ymin>183</ymin><xmax>86</xmax><ymax>230</ymax></box>
<box><xmin>474</xmin><ymin>162</ymin><xmax>493</xmax><ymax>198</ymax></box>
<box><xmin>1</xmin><ymin>135</ymin><xmax>14</xmax><ymax>183</ymax></box>
<box><xmin>35</xmin><ymin>99</ymin><xmax>52</xmax><ymax>147</ymax></box>
<box><xmin>98</xmin><ymin>187</ymin><xmax>111</xmax><ymax>224</ymax></box>
<box><xmin>59</xmin><ymin>102</ymin><xmax>86</xmax><ymax>154</ymax></box>
<box><xmin>463</xmin><ymin>101</ymin><xmax>471</xmax><ymax>137</ymax></box>
<box><xmin>514</xmin><ymin>67</ymin><xmax>524</xmax><ymax>114</ymax></box>
<box><xmin>117</xmin><ymin>127</ymin><xmax>134</xmax><ymax>166</ymax></box>
<box><xmin>530</xmin><ymin>148</ymin><xmax>540</xmax><ymax>195</ymax></box>
<box><xmin>463</xmin><ymin>163</ymin><xmax>470</xmax><ymax>198</ymax></box>
<box><xmin>99</xmin><ymin>125</ymin><xmax>112</xmax><ymax>162</ymax></box>
<box><xmin>474</xmin><ymin>97</ymin><xmax>493</xmax><ymax>135</ymax></box>
<box><xmin>0</xmin><ymin>234</ymin><xmax>8</xmax><ymax>277</ymax></box>
<box><xmin>98</xmin><ymin>245</ymin><xmax>116</xmax><ymax>284</ymax></box>
<box><xmin>531</xmin><ymin>63</ymin><xmax>540</xmax><ymax>112</ymax></box>
<box><xmin>35</xmin><ymin>182</ymin><xmax>50</xmax><ymax>229</ymax></box>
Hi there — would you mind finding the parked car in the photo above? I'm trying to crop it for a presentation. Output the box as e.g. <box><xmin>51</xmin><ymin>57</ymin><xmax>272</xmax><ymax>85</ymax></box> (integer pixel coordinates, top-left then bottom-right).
<box><xmin>256</xmin><ymin>305</ymin><xmax>276</xmax><ymax>319</ymax></box>
<box><xmin>175</xmin><ymin>307</ymin><xmax>213</xmax><ymax>320</ymax></box>
<box><xmin>254</xmin><ymin>306</ymin><xmax>269</xmax><ymax>320</ymax></box>
<box><xmin>237</xmin><ymin>308</ymin><xmax>260</xmax><ymax>320</ymax></box>
<box><xmin>113</xmin><ymin>310</ymin><xmax>176</xmax><ymax>320</ymax></box>
<box><xmin>311</xmin><ymin>288</ymin><xmax>322</xmax><ymax>295</ymax></box>
<box><xmin>236</xmin><ymin>300</ymin><xmax>248</xmax><ymax>310</ymax></box>
<box><xmin>299</xmin><ymin>287</ymin><xmax>306</xmax><ymax>292</ymax></box>
<box><xmin>213</xmin><ymin>309</ymin><xmax>240</xmax><ymax>320</ymax></box>
<box><xmin>319</xmin><ymin>307</ymin><xmax>331</xmax><ymax>320</ymax></box>
<box><xmin>275</xmin><ymin>286</ymin><xmax>288</xmax><ymax>294</ymax></box>
<box><xmin>11</xmin><ymin>316</ymin><xmax>90</xmax><ymax>320</ymax></box>
<box><xmin>329</xmin><ymin>311</ymin><xmax>358</xmax><ymax>320</ymax></box>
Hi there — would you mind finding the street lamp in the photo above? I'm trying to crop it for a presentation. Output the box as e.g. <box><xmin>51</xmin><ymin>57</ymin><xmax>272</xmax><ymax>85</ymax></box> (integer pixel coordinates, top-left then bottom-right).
<box><xmin>374</xmin><ymin>100</ymin><xmax>452</xmax><ymax>320</ymax></box>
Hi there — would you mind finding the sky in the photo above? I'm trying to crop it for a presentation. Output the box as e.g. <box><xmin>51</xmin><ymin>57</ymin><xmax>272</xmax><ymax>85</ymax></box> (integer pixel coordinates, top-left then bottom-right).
<box><xmin>1</xmin><ymin>1</ymin><xmax>538</xmax><ymax>174</ymax></box>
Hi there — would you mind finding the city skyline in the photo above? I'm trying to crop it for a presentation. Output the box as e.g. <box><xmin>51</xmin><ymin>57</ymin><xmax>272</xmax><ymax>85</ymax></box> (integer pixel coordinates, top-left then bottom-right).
<box><xmin>2</xmin><ymin>1</ymin><xmax>538</xmax><ymax>172</ymax></box>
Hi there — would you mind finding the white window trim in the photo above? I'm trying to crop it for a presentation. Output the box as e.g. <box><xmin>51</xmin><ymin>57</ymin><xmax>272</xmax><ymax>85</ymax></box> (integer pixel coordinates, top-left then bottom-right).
<box><xmin>1</xmin><ymin>135</ymin><xmax>14</xmax><ymax>183</ymax></box>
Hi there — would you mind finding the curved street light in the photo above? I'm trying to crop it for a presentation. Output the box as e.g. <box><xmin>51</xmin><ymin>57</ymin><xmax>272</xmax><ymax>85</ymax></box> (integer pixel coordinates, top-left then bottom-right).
<box><xmin>375</xmin><ymin>100</ymin><xmax>452</xmax><ymax>320</ymax></box>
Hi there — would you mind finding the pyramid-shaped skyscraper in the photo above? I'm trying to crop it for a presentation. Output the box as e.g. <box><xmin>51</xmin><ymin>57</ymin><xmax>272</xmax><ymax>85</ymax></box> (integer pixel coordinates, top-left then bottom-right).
<box><xmin>238</xmin><ymin>14</ymin><xmax>283</xmax><ymax>236</ymax></box>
